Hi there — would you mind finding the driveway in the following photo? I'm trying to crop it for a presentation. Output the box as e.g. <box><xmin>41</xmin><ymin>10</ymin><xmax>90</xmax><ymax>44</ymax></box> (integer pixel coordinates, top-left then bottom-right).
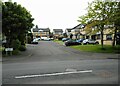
<box><xmin>2</xmin><ymin>41</ymin><xmax>119</xmax><ymax>84</ymax></box>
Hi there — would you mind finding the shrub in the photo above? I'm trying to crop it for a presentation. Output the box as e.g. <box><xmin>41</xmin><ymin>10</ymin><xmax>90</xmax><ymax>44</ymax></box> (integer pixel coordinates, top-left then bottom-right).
<box><xmin>11</xmin><ymin>39</ymin><xmax>21</xmax><ymax>50</ymax></box>
<box><xmin>12</xmin><ymin>49</ymin><xmax>19</xmax><ymax>55</ymax></box>
<box><xmin>2</xmin><ymin>49</ymin><xmax>5</xmax><ymax>55</ymax></box>
<box><xmin>19</xmin><ymin>45</ymin><xmax>26</xmax><ymax>51</ymax></box>
<box><xmin>27</xmin><ymin>36</ymin><xmax>32</xmax><ymax>44</ymax></box>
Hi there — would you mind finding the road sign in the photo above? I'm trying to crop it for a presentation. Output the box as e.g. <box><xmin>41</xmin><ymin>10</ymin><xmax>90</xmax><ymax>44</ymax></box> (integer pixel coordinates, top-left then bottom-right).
<box><xmin>5</xmin><ymin>48</ymin><xmax>13</xmax><ymax>51</ymax></box>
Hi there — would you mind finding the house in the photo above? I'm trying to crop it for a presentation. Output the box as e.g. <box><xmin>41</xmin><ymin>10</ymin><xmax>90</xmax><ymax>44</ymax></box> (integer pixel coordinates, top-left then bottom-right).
<box><xmin>71</xmin><ymin>24</ymin><xmax>85</xmax><ymax>39</ymax></box>
<box><xmin>53</xmin><ymin>29</ymin><xmax>63</xmax><ymax>39</ymax></box>
<box><xmin>96</xmin><ymin>25</ymin><xmax>120</xmax><ymax>45</ymax></box>
<box><xmin>65</xmin><ymin>28</ymin><xmax>72</xmax><ymax>38</ymax></box>
<box><xmin>80</xmin><ymin>22</ymin><xmax>120</xmax><ymax>45</ymax></box>
<box><xmin>32</xmin><ymin>28</ymin><xmax>50</xmax><ymax>38</ymax></box>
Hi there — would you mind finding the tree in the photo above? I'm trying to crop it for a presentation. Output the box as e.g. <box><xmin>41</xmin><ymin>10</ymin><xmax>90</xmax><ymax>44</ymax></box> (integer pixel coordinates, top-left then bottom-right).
<box><xmin>49</xmin><ymin>32</ymin><xmax>53</xmax><ymax>38</ymax></box>
<box><xmin>87</xmin><ymin>0</ymin><xmax>109</xmax><ymax>48</ymax></box>
<box><xmin>78</xmin><ymin>0</ymin><xmax>119</xmax><ymax>48</ymax></box>
<box><xmin>77</xmin><ymin>15</ymin><xmax>89</xmax><ymax>24</ymax></box>
<box><xmin>108</xmin><ymin>2</ymin><xmax>120</xmax><ymax>46</ymax></box>
<box><xmin>35</xmin><ymin>25</ymin><xmax>38</xmax><ymax>28</ymax></box>
<box><xmin>2</xmin><ymin>1</ymin><xmax>34</xmax><ymax>48</ymax></box>
<box><xmin>27</xmin><ymin>32</ymin><xmax>33</xmax><ymax>44</ymax></box>
<box><xmin>70</xmin><ymin>33</ymin><xmax>73</xmax><ymax>39</ymax></box>
<box><xmin>63</xmin><ymin>33</ymin><xmax>68</xmax><ymax>38</ymax></box>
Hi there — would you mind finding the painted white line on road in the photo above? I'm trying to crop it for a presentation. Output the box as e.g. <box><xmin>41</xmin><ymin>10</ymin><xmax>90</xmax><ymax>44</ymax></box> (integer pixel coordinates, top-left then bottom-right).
<box><xmin>15</xmin><ymin>70</ymin><xmax>92</xmax><ymax>79</ymax></box>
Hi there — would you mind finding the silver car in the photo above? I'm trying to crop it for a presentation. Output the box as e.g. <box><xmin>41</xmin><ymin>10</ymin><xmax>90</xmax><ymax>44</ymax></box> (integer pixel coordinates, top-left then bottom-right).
<box><xmin>82</xmin><ymin>39</ymin><xmax>99</xmax><ymax>45</ymax></box>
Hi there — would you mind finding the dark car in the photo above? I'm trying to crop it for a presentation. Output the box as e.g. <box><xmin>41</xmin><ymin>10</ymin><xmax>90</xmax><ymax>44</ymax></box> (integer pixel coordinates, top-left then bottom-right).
<box><xmin>65</xmin><ymin>40</ymin><xmax>81</xmax><ymax>46</ymax></box>
<box><xmin>76</xmin><ymin>38</ymin><xmax>85</xmax><ymax>43</ymax></box>
<box><xmin>62</xmin><ymin>38</ymin><xmax>71</xmax><ymax>42</ymax></box>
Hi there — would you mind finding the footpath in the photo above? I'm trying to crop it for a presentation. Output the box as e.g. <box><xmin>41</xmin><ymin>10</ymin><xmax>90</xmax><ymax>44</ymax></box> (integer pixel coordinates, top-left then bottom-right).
<box><xmin>2</xmin><ymin>44</ymin><xmax>34</xmax><ymax>62</ymax></box>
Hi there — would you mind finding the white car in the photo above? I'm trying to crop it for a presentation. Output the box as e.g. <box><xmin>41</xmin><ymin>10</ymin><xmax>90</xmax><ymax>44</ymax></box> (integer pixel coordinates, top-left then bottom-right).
<box><xmin>36</xmin><ymin>38</ymin><xmax>41</xmax><ymax>41</ymax></box>
<box><xmin>41</xmin><ymin>37</ymin><xmax>50</xmax><ymax>41</ymax></box>
<box><xmin>83</xmin><ymin>39</ymin><xmax>99</xmax><ymax>45</ymax></box>
<box><xmin>41</xmin><ymin>37</ymin><xmax>47</xmax><ymax>40</ymax></box>
<box><xmin>44</xmin><ymin>38</ymin><xmax>51</xmax><ymax>41</ymax></box>
<box><xmin>31</xmin><ymin>39</ymin><xmax>38</xmax><ymax>44</ymax></box>
<box><xmin>50</xmin><ymin>38</ymin><xmax>54</xmax><ymax>40</ymax></box>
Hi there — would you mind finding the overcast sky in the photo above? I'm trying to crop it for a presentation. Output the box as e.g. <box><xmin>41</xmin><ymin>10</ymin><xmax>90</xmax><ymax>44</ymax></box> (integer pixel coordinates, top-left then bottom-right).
<box><xmin>4</xmin><ymin>0</ymin><xmax>94</xmax><ymax>31</ymax></box>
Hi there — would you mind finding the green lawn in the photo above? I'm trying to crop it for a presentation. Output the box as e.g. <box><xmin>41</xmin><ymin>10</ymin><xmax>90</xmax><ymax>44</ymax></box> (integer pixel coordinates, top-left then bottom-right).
<box><xmin>53</xmin><ymin>40</ymin><xmax>64</xmax><ymax>45</ymax></box>
<box><xmin>70</xmin><ymin>45</ymin><xmax>120</xmax><ymax>53</ymax></box>
<box><xmin>53</xmin><ymin>40</ymin><xmax>120</xmax><ymax>53</ymax></box>
<box><xmin>0</xmin><ymin>46</ymin><xmax>5</xmax><ymax>52</ymax></box>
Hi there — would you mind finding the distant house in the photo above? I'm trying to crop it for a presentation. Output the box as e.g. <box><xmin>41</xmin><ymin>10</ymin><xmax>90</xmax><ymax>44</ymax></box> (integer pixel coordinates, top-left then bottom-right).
<box><xmin>32</xmin><ymin>28</ymin><xmax>50</xmax><ymax>38</ymax></box>
<box><xmin>71</xmin><ymin>24</ymin><xmax>85</xmax><ymax>39</ymax></box>
<box><xmin>53</xmin><ymin>29</ymin><xmax>63</xmax><ymax>39</ymax></box>
<box><xmin>65</xmin><ymin>28</ymin><xmax>72</xmax><ymax>38</ymax></box>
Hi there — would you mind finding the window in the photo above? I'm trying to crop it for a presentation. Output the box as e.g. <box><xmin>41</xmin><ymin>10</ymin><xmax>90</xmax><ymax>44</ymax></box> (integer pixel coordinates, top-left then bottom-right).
<box><xmin>106</xmin><ymin>34</ymin><xmax>112</xmax><ymax>40</ymax></box>
<box><xmin>96</xmin><ymin>34</ymin><xmax>100</xmax><ymax>39</ymax></box>
<box><xmin>86</xmin><ymin>36</ymin><xmax>89</xmax><ymax>39</ymax></box>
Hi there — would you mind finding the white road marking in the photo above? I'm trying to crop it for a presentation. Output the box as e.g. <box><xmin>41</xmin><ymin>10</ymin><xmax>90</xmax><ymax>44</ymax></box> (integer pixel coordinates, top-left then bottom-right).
<box><xmin>65</xmin><ymin>68</ymin><xmax>77</xmax><ymax>72</ymax></box>
<box><xmin>15</xmin><ymin>70</ymin><xmax>92</xmax><ymax>79</ymax></box>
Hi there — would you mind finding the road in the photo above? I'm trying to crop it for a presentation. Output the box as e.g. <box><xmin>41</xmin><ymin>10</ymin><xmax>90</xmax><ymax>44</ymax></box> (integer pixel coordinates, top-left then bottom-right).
<box><xmin>2</xmin><ymin>41</ymin><xmax>119</xmax><ymax>84</ymax></box>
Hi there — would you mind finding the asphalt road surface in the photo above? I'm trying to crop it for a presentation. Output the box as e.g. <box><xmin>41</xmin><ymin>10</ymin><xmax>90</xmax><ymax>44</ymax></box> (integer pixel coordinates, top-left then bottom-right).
<box><xmin>2</xmin><ymin>41</ymin><xmax>119</xmax><ymax>84</ymax></box>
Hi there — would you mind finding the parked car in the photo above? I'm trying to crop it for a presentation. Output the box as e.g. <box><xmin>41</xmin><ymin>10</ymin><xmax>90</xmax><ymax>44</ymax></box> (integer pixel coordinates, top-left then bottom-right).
<box><xmin>62</xmin><ymin>38</ymin><xmax>71</xmax><ymax>42</ymax></box>
<box><xmin>41</xmin><ymin>37</ymin><xmax>50</xmax><ymax>41</ymax></box>
<box><xmin>82</xmin><ymin>39</ymin><xmax>99</xmax><ymax>45</ymax></box>
<box><xmin>65</xmin><ymin>40</ymin><xmax>81</xmax><ymax>46</ymax></box>
<box><xmin>44</xmin><ymin>38</ymin><xmax>51</xmax><ymax>41</ymax></box>
<box><xmin>76</xmin><ymin>38</ymin><xmax>85</xmax><ymax>43</ymax></box>
<box><xmin>50</xmin><ymin>38</ymin><xmax>54</xmax><ymax>40</ymax></box>
<box><xmin>36</xmin><ymin>38</ymin><xmax>41</xmax><ymax>41</ymax></box>
<box><xmin>31</xmin><ymin>39</ymin><xmax>38</xmax><ymax>44</ymax></box>
<box><xmin>41</xmin><ymin>37</ymin><xmax>47</xmax><ymax>40</ymax></box>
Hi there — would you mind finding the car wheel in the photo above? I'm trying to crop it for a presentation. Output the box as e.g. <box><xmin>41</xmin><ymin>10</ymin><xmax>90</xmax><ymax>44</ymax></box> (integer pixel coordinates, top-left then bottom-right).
<box><xmin>96</xmin><ymin>42</ymin><xmax>99</xmax><ymax>44</ymax></box>
<box><xmin>86</xmin><ymin>42</ymin><xmax>89</xmax><ymax>44</ymax></box>
<box><xmin>83</xmin><ymin>43</ymin><xmax>86</xmax><ymax>45</ymax></box>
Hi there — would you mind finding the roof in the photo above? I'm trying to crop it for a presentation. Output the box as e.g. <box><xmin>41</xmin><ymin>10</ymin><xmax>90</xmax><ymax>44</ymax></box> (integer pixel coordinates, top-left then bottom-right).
<box><xmin>53</xmin><ymin>29</ymin><xmax>63</xmax><ymax>32</ymax></box>
<box><xmin>33</xmin><ymin>28</ymin><xmax>50</xmax><ymax>32</ymax></box>
<box><xmin>66</xmin><ymin>28</ymin><xmax>72</xmax><ymax>32</ymax></box>
<box><xmin>72</xmin><ymin>24</ymin><xmax>86</xmax><ymax>30</ymax></box>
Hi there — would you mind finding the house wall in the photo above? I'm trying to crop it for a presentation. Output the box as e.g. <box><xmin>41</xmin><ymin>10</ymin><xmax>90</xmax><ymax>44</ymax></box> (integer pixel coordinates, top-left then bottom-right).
<box><xmin>96</xmin><ymin>34</ymin><xmax>114</xmax><ymax>45</ymax></box>
<box><xmin>65</xmin><ymin>30</ymin><xmax>70</xmax><ymax>36</ymax></box>
<box><xmin>32</xmin><ymin>32</ymin><xmax>49</xmax><ymax>38</ymax></box>
<box><xmin>53</xmin><ymin>31</ymin><xmax>63</xmax><ymax>39</ymax></box>
<box><xmin>71</xmin><ymin>29</ymin><xmax>80</xmax><ymax>39</ymax></box>
<box><xmin>78</xmin><ymin>23</ymin><xmax>118</xmax><ymax>45</ymax></box>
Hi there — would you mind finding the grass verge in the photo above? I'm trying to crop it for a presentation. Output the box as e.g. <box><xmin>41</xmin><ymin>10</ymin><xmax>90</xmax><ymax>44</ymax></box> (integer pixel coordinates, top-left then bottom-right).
<box><xmin>53</xmin><ymin>40</ymin><xmax>120</xmax><ymax>53</ymax></box>
<box><xmin>53</xmin><ymin>40</ymin><xmax>64</xmax><ymax>45</ymax></box>
<box><xmin>0</xmin><ymin>46</ymin><xmax>5</xmax><ymax>51</ymax></box>
<box><xmin>70</xmin><ymin>45</ymin><xmax>120</xmax><ymax>53</ymax></box>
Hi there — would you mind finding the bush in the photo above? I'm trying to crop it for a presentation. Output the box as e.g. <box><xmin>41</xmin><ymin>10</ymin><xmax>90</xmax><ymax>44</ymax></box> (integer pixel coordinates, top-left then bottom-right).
<box><xmin>2</xmin><ymin>49</ymin><xmax>5</xmax><ymax>55</ymax></box>
<box><xmin>27</xmin><ymin>36</ymin><xmax>32</xmax><ymax>44</ymax></box>
<box><xmin>19</xmin><ymin>45</ymin><xmax>26</xmax><ymax>51</ymax></box>
<box><xmin>11</xmin><ymin>39</ymin><xmax>21</xmax><ymax>50</ymax></box>
<box><xmin>12</xmin><ymin>49</ymin><xmax>20</xmax><ymax>55</ymax></box>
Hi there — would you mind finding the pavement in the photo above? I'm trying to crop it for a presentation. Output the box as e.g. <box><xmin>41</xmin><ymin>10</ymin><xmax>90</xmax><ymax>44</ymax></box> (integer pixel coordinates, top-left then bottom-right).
<box><xmin>2</xmin><ymin>44</ymin><xmax>33</xmax><ymax>62</ymax></box>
